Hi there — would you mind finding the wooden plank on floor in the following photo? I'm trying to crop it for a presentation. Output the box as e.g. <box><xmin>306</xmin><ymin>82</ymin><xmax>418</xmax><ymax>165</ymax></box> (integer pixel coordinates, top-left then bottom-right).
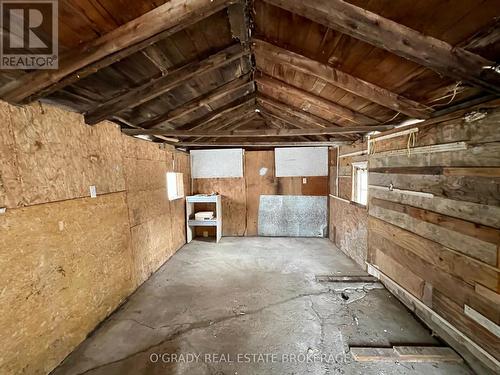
<box><xmin>393</xmin><ymin>347</ymin><xmax>463</xmax><ymax>363</ymax></box>
<box><xmin>315</xmin><ymin>275</ymin><xmax>378</xmax><ymax>283</ymax></box>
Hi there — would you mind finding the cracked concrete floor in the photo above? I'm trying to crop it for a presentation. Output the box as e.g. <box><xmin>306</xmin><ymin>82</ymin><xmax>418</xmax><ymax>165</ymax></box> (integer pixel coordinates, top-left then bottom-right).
<box><xmin>52</xmin><ymin>237</ymin><xmax>473</xmax><ymax>375</ymax></box>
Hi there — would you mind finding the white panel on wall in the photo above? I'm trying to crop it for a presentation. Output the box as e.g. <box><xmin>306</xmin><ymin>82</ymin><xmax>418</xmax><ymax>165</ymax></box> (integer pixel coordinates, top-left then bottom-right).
<box><xmin>275</xmin><ymin>147</ymin><xmax>328</xmax><ymax>177</ymax></box>
<box><xmin>191</xmin><ymin>149</ymin><xmax>244</xmax><ymax>178</ymax></box>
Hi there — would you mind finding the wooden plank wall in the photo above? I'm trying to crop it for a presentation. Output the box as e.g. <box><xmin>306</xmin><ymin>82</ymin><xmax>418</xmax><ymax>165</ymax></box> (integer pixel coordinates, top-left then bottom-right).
<box><xmin>367</xmin><ymin>106</ymin><xmax>500</xmax><ymax>373</ymax></box>
<box><xmin>0</xmin><ymin>101</ymin><xmax>190</xmax><ymax>375</ymax></box>
<box><xmin>329</xmin><ymin>142</ymin><xmax>369</xmax><ymax>269</ymax></box>
<box><xmin>192</xmin><ymin>150</ymin><xmax>329</xmax><ymax>236</ymax></box>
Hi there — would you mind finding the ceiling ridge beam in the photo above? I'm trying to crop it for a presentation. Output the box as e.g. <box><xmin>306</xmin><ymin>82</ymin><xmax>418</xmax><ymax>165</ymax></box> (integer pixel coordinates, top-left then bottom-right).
<box><xmin>262</xmin><ymin>0</ymin><xmax>500</xmax><ymax>94</ymax></box>
<box><xmin>122</xmin><ymin>124</ymin><xmax>393</xmax><ymax>137</ymax></box>
<box><xmin>256</xmin><ymin>73</ymin><xmax>380</xmax><ymax>125</ymax></box>
<box><xmin>254</xmin><ymin>38</ymin><xmax>432</xmax><ymax>119</ymax></box>
<box><xmin>0</xmin><ymin>0</ymin><xmax>239</xmax><ymax>104</ymax></box>
<box><xmin>85</xmin><ymin>44</ymin><xmax>249</xmax><ymax>124</ymax></box>
<box><xmin>138</xmin><ymin>72</ymin><xmax>254</xmax><ymax>129</ymax></box>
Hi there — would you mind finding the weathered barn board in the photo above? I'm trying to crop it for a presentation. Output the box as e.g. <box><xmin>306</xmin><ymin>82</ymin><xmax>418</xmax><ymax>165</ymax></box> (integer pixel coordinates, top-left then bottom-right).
<box><xmin>0</xmin><ymin>193</ymin><xmax>134</xmax><ymax>375</ymax></box>
<box><xmin>329</xmin><ymin>196</ymin><xmax>368</xmax><ymax>269</ymax></box>
<box><xmin>369</xmin><ymin>187</ymin><xmax>500</xmax><ymax>229</ymax></box>
<box><xmin>369</xmin><ymin>218</ymin><xmax>499</xmax><ymax>292</ymax></box>
<box><xmin>370</xmin><ymin>172</ymin><xmax>500</xmax><ymax>206</ymax></box>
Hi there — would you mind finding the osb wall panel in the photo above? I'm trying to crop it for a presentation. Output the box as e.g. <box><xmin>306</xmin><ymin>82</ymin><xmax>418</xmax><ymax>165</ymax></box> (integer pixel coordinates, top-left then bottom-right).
<box><xmin>329</xmin><ymin>196</ymin><xmax>368</xmax><ymax>269</ymax></box>
<box><xmin>367</xmin><ymin>106</ymin><xmax>500</xmax><ymax>371</ymax></box>
<box><xmin>0</xmin><ymin>102</ymin><xmax>125</xmax><ymax>208</ymax></box>
<box><xmin>0</xmin><ymin>193</ymin><xmax>134</xmax><ymax>375</ymax></box>
<box><xmin>0</xmin><ymin>100</ymin><xmax>190</xmax><ymax>375</ymax></box>
<box><xmin>193</xmin><ymin>177</ymin><xmax>247</xmax><ymax>236</ymax></box>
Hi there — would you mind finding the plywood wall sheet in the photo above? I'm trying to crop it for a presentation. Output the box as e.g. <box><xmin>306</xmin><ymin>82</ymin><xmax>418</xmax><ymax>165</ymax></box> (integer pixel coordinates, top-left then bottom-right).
<box><xmin>301</xmin><ymin>176</ymin><xmax>328</xmax><ymax>196</ymax></box>
<box><xmin>127</xmin><ymin>188</ymin><xmax>170</xmax><ymax>227</ymax></box>
<box><xmin>258</xmin><ymin>195</ymin><xmax>327</xmax><ymax>237</ymax></box>
<box><xmin>277</xmin><ymin>177</ymin><xmax>302</xmax><ymax>195</ymax></box>
<box><xmin>0</xmin><ymin>103</ymin><xmax>20</xmax><ymax>208</ymax></box>
<box><xmin>329</xmin><ymin>196</ymin><xmax>368</xmax><ymax>269</ymax></box>
<box><xmin>0</xmin><ymin>193</ymin><xmax>134</xmax><ymax>375</ymax></box>
<box><xmin>275</xmin><ymin>147</ymin><xmax>328</xmax><ymax>177</ymax></box>
<box><xmin>130</xmin><ymin>213</ymin><xmax>173</xmax><ymax>285</ymax></box>
<box><xmin>2</xmin><ymin>102</ymin><xmax>126</xmax><ymax>207</ymax></box>
<box><xmin>123</xmin><ymin>157</ymin><xmax>167</xmax><ymax>192</ymax></box>
<box><xmin>193</xmin><ymin>178</ymin><xmax>246</xmax><ymax>236</ymax></box>
<box><xmin>245</xmin><ymin>151</ymin><xmax>278</xmax><ymax>236</ymax></box>
<box><xmin>191</xmin><ymin>149</ymin><xmax>244</xmax><ymax>178</ymax></box>
<box><xmin>122</xmin><ymin>135</ymin><xmax>166</xmax><ymax>161</ymax></box>
<box><xmin>170</xmin><ymin>198</ymin><xmax>187</xmax><ymax>250</ymax></box>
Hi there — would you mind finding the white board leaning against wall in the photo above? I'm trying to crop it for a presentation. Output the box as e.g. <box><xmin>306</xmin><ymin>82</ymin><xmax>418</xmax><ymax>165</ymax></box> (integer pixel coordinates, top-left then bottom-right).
<box><xmin>275</xmin><ymin>147</ymin><xmax>328</xmax><ymax>177</ymax></box>
<box><xmin>190</xmin><ymin>149</ymin><xmax>244</xmax><ymax>178</ymax></box>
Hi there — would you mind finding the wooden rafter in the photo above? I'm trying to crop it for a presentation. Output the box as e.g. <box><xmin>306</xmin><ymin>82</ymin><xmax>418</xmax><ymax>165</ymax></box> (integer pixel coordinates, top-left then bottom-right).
<box><xmin>0</xmin><ymin>0</ymin><xmax>238</xmax><ymax>104</ymax></box>
<box><xmin>175</xmin><ymin>93</ymin><xmax>256</xmax><ymax>131</ymax></box>
<box><xmin>228</xmin><ymin>2</ymin><xmax>250</xmax><ymax>44</ymax></box>
<box><xmin>254</xmin><ymin>38</ymin><xmax>432</xmax><ymax>119</ymax></box>
<box><xmin>258</xmin><ymin>94</ymin><xmax>343</xmax><ymax>129</ymax></box>
<box><xmin>137</xmin><ymin>73</ymin><xmax>254</xmax><ymax>129</ymax></box>
<box><xmin>262</xmin><ymin>0</ymin><xmax>500</xmax><ymax>93</ymax></box>
<box><xmin>256</xmin><ymin>73</ymin><xmax>380</xmax><ymax>125</ymax></box>
<box><xmin>122</xmin><ymin>124</ymin><xmax>393</xmax><ymax>137</ymax></box>
<box><xmin>85</xmin><ymin>44</ymin><xmax>250</xmax><ymax>124</ymax></box>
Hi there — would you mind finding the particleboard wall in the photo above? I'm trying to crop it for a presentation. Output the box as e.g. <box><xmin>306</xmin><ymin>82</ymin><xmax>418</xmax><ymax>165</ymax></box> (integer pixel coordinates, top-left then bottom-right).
<box><xmin>192</xmin><ymin>150</ymin><xmax>329</xmax><ymax>237</ymax></box>
<box><xmin>0</xmin><ymin>101</ymin><xmax>190</xmax><ymax>375</ymax></box>
<box><xmin>367</xmin><ymin>103</ymin><xmax>500</xmax><ymax>375</ymax></box>
<box><xmin>329</xmin><ymin>141</ymin><xmax>369</xmax><ymax>269</ymax></box>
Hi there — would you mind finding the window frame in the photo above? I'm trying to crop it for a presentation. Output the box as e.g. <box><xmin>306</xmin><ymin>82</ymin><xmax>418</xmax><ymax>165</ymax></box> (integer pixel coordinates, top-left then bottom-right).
<box><xmin>351</xmin><ymin>161</ymin><xmax>368</xmax><ymax>206</ymax></box>
<box><xmin>166</xmin><ymin>172</ymin><xmax>184</xmax><ymax>201</ymax></box>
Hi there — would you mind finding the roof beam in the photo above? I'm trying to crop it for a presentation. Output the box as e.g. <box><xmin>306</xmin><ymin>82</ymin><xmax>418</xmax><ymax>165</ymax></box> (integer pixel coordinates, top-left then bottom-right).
<box><xmin>85</xmin><ymin>44</ymin><xmax>249</xmax><ymax>124</ymax></box>
<box><xmin>176</xmin><ymin>141</ymin><xmax>350</xmax><ymax>147</ymax></box>
<box><xmin>262</xmin><ymin>0</ymin><xmax>500</xmax><ymax>93</ymax></box>
<box><xmin>0</xmin><ymin>0</ymin><xmax>238</xmax><ymax>104</ymax></box>
<box><xmin>258</xmin><ymin>94</ymin><xmax>344</xmax><ymax>129</ymax></box>
<box><xmin>137</xmin><ymin>73</ymin><xmax>253</xmax><ymax>129</ymax></box>
<box><xmin>228</xmin><ymin>2</ymin><xmax>250</xmax><ymax>44</ymax></box>
<box><xmin>122</xmin><ymin>124</ymin><xmax>393</xmax><ymax>137</ymax></box>
<box><xmin>256</xmin><ymin>73</ymin><xmax>380</xmax><ymax>125</ymax></box>
<box><xmin>254</xmin><ymin>38</ymin><xmax>432</xmax><ymax>119</ymax></box>
<box><xmin>175</xmin><ymin>93</ymin><xmax>256</xmax><ymax>131</ymax></box>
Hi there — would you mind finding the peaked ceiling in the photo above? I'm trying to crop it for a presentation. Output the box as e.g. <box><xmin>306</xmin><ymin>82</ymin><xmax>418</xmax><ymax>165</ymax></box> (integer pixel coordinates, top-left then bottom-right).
<box><xmin>0</xmin><ymin>0</ymin><xmax>499</xmax><ymax>149</ymax></box>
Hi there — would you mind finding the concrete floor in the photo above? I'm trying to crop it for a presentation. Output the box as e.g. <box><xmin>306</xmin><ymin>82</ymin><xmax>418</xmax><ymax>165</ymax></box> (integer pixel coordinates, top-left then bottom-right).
<box><xmin>52</xmin><ymin>238</ymin><xmax>472</xmax><ymax>375</ymax></box>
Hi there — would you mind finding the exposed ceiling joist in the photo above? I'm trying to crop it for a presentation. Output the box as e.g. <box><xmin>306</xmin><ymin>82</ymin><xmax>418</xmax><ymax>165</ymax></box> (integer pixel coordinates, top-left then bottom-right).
<box><xmin>137</xmin><ymin>73</ymin><xmax>254</xmax><ymax>129</ymax></box>
<box><xmin>262</xmin><ymin>0</ymin><xmax>500</xmax><ymax>94</ymax></box>
<box><xmin>254</xmin><ymin>38</ymin><xmax>432</xmax><ymax>119</ymax></box>
<box><xmin>255</xmin><ymin>73</ymin><xmax>380</xmax><ymax>125</ymax></box>
<box><xmin>122</xmin><ymin>123</ymin><xmax>393</xmax><ymax>137</ymax></box>
<box><xmin>176</xmin><ymin>93</ymin><xmax>256</xmax><ymax>131</ymax></box>
<box><xmin>0</xmin><ymin>0</ymin><xmax>238</xmax><ymax>104</ymax></box>
<box><xmin>85</xmin><ymin>44</ymin><xmax>250</xmax><ymax>124</ymax></box>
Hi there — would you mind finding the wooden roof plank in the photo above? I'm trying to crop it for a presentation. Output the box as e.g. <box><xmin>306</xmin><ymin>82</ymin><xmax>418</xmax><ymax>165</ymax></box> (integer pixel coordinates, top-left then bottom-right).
<box><xmin>0</xmin><ymin>0</ymin><xmax>238</xmax><ymax>104</ymax></box>
<box><xmin>256</xmin><ymin>73</ymin><xmax>380</xmax><ymax>125</ymax></box>
<box><xmin>84</xmin><ymin>44</ymin><xmax>249</xmax><ymax>124</ymax></box>
<box><xmin>254</xmin><ymin>38</ymin><xmax>433</xmax><ymax>119</ymax></box>
<box><xmin>262</xmin><ymin>0</ymin><xmax>500</xmax><ymax>93</ymax></box>
<box><xmin>138</xmin><ymin>72</ymin><xmax>254</xmax><ymax>129</ymax></box>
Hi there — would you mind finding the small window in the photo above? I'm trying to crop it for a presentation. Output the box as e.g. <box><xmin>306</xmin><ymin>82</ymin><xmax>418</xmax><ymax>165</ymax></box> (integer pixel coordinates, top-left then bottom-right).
<box><xmin>352</xmin><ymin>162</ymin><xmax>368</xmax><ymax>206</ymax></box>
<box><xmin>167</xmin><ymin>172</ymin><xmax>184</xmax><ymax>201</ymax></box>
